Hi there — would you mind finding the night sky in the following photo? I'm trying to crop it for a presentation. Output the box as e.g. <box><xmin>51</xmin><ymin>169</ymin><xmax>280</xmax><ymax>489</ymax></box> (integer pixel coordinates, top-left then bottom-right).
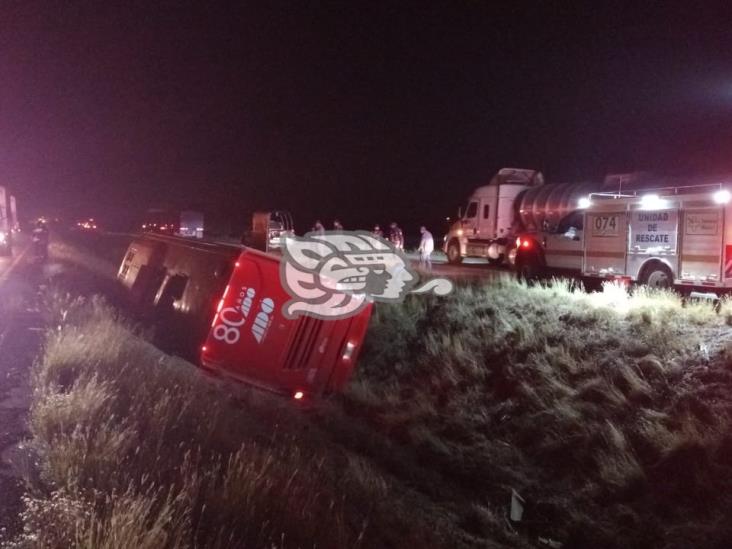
<box><xmin>4</xmin><ymin>2</ymin><xmax>732</xmax><ymax>235</ymax></box>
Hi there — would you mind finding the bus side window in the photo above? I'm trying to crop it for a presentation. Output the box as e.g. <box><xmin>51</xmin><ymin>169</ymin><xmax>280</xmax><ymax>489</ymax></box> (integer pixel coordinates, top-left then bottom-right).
<box><xmin>156</xmin><ymin>274</ymin><xmax>189</xmax><ymax>309</ymax></box>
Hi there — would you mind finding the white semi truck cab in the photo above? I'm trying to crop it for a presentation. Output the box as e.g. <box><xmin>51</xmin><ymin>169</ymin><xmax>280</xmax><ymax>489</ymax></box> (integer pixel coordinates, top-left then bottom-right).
<box><xmin>443</xmin><ymin>168</ymin><xmax>544</xmax><ymax>265</ymax></box>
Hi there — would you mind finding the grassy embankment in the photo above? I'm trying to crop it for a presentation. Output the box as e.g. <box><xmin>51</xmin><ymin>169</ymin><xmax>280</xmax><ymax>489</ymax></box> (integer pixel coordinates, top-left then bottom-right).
<box><xmin>6</xmin><ymin>235</ymin><xmax>732</xmax><ymax>548</ymax></box>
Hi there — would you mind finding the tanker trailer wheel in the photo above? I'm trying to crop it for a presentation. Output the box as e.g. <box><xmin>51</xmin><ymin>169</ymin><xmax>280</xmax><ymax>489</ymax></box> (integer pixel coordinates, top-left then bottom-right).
<box><xmin>446</xmin><ymin>240</ymin><xmax>463</xmax><ymax>265</ymax></box>
<box><xmin>640</xmin><ymin>261</ymin><xmax>673</xmax><ymax>289</ymax></box>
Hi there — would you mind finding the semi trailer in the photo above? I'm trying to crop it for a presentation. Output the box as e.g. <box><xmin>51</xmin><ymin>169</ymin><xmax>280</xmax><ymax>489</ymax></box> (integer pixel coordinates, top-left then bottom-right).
<box><xmin>442</xmin><ymin>167</ymin><xmax>595</xmax><ymax>267</ymax></box>
<box><xmin>141</xmin><ymin>208</ymin><xmax>204</xmax><ymax>239</ymax></box>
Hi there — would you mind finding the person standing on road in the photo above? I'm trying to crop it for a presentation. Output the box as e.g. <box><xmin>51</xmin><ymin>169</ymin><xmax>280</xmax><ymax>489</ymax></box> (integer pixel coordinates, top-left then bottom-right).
<box><xmin>32</xmin><ymin>220</ymin><xmax>50</xmax><ymax>259</ymax></box>
<box><xmin>333</xmin><ymin>219</ymin><xmax>344</xmax><ymax>231</ymax></box>
<box><xmin>418</xmin><ymin>226</ymin><xmax>434</xmax><ymax>271</ymax></box>
<box><xmin>389</xmin><ymin>222</ymin><xmax>404</xmax><ymax>251</ymax></box>
<box><xmin>311</xmin><ymin>220</ymin><xmax>325</xmax><ymax>235</ymax></box>
<box><xmin>372</xmin><ymin>224</ymin><xmax>384</xmax><ymax>239</ymax></box>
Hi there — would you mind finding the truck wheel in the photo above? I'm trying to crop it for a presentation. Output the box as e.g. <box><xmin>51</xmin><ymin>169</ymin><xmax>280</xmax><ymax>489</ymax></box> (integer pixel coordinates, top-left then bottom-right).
<box><xmin>446</xmin><ymin>240</ymin><xmax>463</xmax><ymax>264</ymax></box>
<box><xmin>487</xmin><ymin>256</ymin><xmax>503</xmax><ymax>266</ymax></box>
<box><xmin>515</xmin><ymin>253</ymin><xmax>542</xmax><ymax>282</ymax></box>
<box><xmin>640</xmin><ymin>262</ymin><xmax>673</xmax><ymax>289</ymax></box>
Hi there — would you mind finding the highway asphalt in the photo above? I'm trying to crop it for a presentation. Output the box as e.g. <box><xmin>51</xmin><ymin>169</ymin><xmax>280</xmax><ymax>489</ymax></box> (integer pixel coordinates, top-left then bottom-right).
<box><xmin>0</xmin><ymin>238</ymin><xmax>45</xmax><ymax>539</ymax></box>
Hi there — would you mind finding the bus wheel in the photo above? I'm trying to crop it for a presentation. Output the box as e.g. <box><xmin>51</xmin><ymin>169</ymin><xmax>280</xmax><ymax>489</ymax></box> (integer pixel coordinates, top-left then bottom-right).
<box><xmin>447</xmin><ymin>240</ymin><xmax>463</xmax><ymax>264</ymax></box>
<box><xmin>641</xmin><ymin>262</ymin><xmax>673</xmax><ymax>289</ymax></box>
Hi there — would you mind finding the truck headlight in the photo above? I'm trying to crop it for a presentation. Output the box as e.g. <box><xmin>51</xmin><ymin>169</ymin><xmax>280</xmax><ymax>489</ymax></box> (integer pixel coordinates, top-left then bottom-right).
<box><xmin>0</xmin><ymin>232</ymin><xmax>6</xmax><ymax>243</ymax></box>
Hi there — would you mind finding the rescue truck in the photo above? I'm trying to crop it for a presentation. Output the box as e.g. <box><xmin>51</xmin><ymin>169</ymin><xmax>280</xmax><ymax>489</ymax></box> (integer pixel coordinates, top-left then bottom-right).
<box><xmin>512</xmin><ymin>174</ymin><xmax>732</xmax><ymax>290</ymax></box>
<box><xmin>579</xmin><ymin>183</ymin><xmax>732</xmax><ymax>289</ymax></box>
<box><xmin>117</xmin><ymin>233</ymin><xmax>372</xmax><ymax>399</ymax></box>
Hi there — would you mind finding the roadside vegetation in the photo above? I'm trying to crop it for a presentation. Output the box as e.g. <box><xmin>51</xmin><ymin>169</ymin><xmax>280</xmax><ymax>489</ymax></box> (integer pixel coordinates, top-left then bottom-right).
<box><xmin>4</xmin><ymin>293</ymin><xmax>372</xmax><ymax>548</ymax></box>
<box><xmin>343</xmin><ymin>278</ymin><xmax>732</xmax><ymax>547</ymax></box>
<box><xmin>5</xmin><ymin>236</ymin><xmax>732</xmax><ymax>547</ymax></box>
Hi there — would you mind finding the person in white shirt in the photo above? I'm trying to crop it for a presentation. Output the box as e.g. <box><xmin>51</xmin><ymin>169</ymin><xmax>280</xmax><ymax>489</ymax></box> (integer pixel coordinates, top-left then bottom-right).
<box><xmin>418</xmin><ymin>226</ymin><xmax>434</xmax><ymax>271</ymax></box>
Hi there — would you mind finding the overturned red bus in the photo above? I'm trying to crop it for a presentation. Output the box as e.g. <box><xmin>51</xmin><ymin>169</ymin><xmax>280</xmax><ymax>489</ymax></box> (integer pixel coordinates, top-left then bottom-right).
<box><xmin>201</xmin><ymin>246</ymin><xmax>373</xmax><ymax>398</ymax></box>
<box><xmin>118</xmin><ymin>234</ymin><xmax>372</xmax><ymax>397</ymax></box>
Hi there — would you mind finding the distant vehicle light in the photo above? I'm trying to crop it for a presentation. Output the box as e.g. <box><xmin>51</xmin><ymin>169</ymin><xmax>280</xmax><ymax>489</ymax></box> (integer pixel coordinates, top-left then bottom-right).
<box><xmin>201</xmin><ymin>345</ymin><xmax>208</xmax><ymax>353</ymax></box>
<box><xmin>578</xmin><ymin>196</ymin><xmax>592</xmax><ymax>209</ymax></box>
<box><xmin>714</xmin><ymin>189</ymin><xmax>731</xmax><ymax>204</ymax></box>
<box><xmin>293</xmin><ymin>391</ymin><xmax>304</xmax><ymax>400</ymax></box>
<box><xmin>456</xmin><ymin>229</ymin><xmax>464</xmax><ymax>236</ymax></box>
<box><xmin>640</xmin><ymin>194</ymin><xmax>666</xmax><ymax>210</ymax></box>
<box><xmin>522</xmin><ymin>240</ymin><xmax>531</xmax><ymax>248</ymax></box>
<box><xmin>515</xmin><ymin>237</ymin><xmax>521</xmax><ymax>248</ymax></box>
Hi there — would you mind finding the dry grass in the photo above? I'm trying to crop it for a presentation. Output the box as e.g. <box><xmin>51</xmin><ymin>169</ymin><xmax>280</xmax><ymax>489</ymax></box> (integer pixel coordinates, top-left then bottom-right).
<box><xmin>8</xmin><ymin>246</ymin><xmax>732</xmax><ymax>548</ymax></box>
<box><xmin>4</xmin><ymin>294</ymin><xmax>370</xmax><ymax>549</ymax></box>
<box><xmin>339</xmin><ymin>278</ymin><xmax>732</xmax><ymax>547</ymax></box>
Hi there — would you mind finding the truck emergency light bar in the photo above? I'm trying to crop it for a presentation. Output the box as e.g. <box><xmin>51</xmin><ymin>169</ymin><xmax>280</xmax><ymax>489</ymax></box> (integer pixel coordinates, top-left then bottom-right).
<box><xmin>589</xmin><ymin>181</ymin><xmax>729</xmax><ymax>201</ymax></box>
<box><xmin>579</xmin><ymin>183</ymin><xmax>732</xmax><ymax>210</ymax></box>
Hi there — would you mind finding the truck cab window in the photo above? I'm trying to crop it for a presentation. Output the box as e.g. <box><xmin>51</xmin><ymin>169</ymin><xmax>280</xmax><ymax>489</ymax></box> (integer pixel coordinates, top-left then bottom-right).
<box><xmin>465</xmin><ymin>201</ymin><xmax>478</xmax><ymax>218</ymax></box>
<box><xmin>483</xmin><ymin>204</ymin><xmax>490</xmax><ymax>219</ymax></box>
<box><xmin>557</xmin><ymin>211</ymin><xmax>584</xmax><ymax>238</ymax></box>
